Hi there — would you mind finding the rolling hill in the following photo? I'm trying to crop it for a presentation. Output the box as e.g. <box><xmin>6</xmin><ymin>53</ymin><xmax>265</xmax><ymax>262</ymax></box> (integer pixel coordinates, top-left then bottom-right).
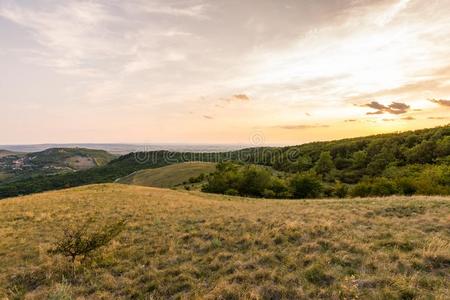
<box><xmin>117</xmin><ymin>162</ymin><xmax>216</xmax><ymax>188</ymax></box>
<box><xmin>0</xmin><ymin>148</ymin><xmax>116</xmax><ymax>184</ymax></box>
<box><xmin>0</xmin><ymin>184</ymin><xmax>448</xmax><ymax>298</ymax></box>
<box><xmin>0</xmin><ymin>124</ymin><xmax>449</xmax><ymax>199</ymax></box>
<box><xmin>0</xmin><ymin>150</ymin><xmax>22</xmax><ymax>158</ymax></box>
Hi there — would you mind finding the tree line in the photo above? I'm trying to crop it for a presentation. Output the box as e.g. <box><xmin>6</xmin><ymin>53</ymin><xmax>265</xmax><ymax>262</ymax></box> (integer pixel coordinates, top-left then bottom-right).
<box><xmin>0</xmin><ymin>125</ymin><xmax>449</xmax><ymax>199</ymax></box>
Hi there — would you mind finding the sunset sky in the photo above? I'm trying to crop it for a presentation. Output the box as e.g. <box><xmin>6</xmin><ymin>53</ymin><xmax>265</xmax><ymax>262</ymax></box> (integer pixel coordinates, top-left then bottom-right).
<box><xmin>1</xmin><ymin>0</ymin><xmax>449</xmax><ymax>145</ymax></box>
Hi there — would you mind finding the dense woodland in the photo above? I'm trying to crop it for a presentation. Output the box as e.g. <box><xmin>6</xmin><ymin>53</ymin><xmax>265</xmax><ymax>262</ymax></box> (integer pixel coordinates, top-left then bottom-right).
<box><xmin>0</xmin><ymin>125</ymin><xmax>449</xmax><ymax>199</ymax></box>
<box><xmin>202</xmin><ymin>125</ymin><xmax>450</xmax><ymax>198</ymax></box>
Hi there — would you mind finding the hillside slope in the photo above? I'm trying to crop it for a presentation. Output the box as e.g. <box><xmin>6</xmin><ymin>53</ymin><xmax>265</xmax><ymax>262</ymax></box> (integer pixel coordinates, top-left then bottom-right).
<box><xmin>117</xmin><ymin>162</ymin><xmax>216</xmax><ymax>188</ymax></box>
<box><xmin>0</xmin><ymin>150</ymin><xmax>22</xmax><ymax>158</ymax></box>
<box><xmin>0</xmin><ymin>124</ymin><xmax>449</xmax><ymax>199</ymax></box>
<box><xmin>0</xmin><ymin>148</ymin><xmax>116</xmax><ymax>184</ymax></box>
<box><xmin>0</xmin><ymin>184</ymin><xmax>448</xmax><ymax>299</ymax></box>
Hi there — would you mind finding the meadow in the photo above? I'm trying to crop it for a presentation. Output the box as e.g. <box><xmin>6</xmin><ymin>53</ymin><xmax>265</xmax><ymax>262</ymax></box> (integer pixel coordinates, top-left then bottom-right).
<box><xmin>117</xmin><ymin>162</ymin><xmax>216</xmax><ymax>188</ymax></box>
<box><xmin>0</xmin><ymin>184</ymin><xmax>449</xmax><ymax>299</ymax></box>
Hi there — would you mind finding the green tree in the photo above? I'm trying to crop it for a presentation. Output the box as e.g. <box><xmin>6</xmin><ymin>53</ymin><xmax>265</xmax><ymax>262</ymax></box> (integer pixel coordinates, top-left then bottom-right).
<box><xmin>239</xmin><ymin>165</ymin><xmax>273</xmax><ymax>197</ymax></box>
<box><xmin>370</xmin><ymin>178</ymin><xmax>397</xmax><ymax>196</ymax></box>
<box><xmin>436</xmin><ymin>136</ymin><xmax>450</xmax><ymax>157</ymax></box>
<box><xmin>352</xmin><ymin>150</ymin><xmax>368</xmax><ymax>169</ymax></box>
<box><xmin>350</xmin><ymin>182</ymin><xmax>372</xmax><ymax>197</ymax></box>
<box><xmin>315</xmin><ymin>151</ymin><xmax>335</xmax><ymax>178</ymax></box>
<box><xmin>271</xmin><ymin>177</ymin><xmax>289</xmax><ymax>198</ymax></box>
<box><xmin>334</xmin><ymin>155</ymin><xmax>353</xmax><ymax>170</ymax></box>
<box><xmin>367</xmin><ymin>147</ymin><xmax>395</xmax><ymax>176</ymax></box>
<box><xmin>297</xmin><ymin>155</ymin><xmax>313</xmax><ymax>171</ymax></box>
<box><xmin>406</xmin><ymin>140</ymin><xmax>437</xmax><ymax>164</ymax></box>
<box><xmin>290</xmin><ymin>173</ymin><xmax>323</xmax><ymax>198</ymax></box>
<box><xmin>333</xmin><ymin>182</ymin><xmax>348</xmax><ymax>198</ymax></box>
<box><xmin>395</xmin><ymin>178</ymin><xmax>417</xmax><ymax>196</ymax></box>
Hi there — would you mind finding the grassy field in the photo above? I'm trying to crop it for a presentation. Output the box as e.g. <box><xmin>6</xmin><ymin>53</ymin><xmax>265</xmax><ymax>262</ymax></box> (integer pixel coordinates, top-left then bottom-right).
<box><xmin>0</xmin><ymin>184</ymin><xmax>449</xmax><ymax>299</ymax></box>
<box><xmin>117</xmin><ymin>162</ymin><xmax>216</xmax><ymax>188</ymax></box>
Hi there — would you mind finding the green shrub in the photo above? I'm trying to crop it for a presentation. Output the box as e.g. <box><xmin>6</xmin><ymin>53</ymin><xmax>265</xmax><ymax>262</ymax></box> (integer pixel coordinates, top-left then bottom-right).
<box><xmin>315</xmin><ymin>151</ymin><xmax>335</xmax><ymax>181</ymax></box>
<box><xmin>350</xmin><ymin>182</ymin><xmax>372</xmax><ymax>197</ymax></box>
<box><xmin>334</xmin><ymin>182</ymin><xmax>349</xmax><ymax>198</ymax></box>
<box><xmin>270</xmin><ymin>177</ymin><xmax>289</xmax><ymax>198</ymax></box>
<box><xmin>238</xmin><ymin>165</ymin><xmax>273</xmax><ymax>197</ymax></box>
<box><xmin>262</xmin><ymin>189</ymin><xmax>276</xmax><ymax>198</ymax></box>
<box><xmin>290</xmin><ymin>174</ymin><xmax>323</xmax><ymax>199</ymax></box>
<box><xmin>370</xmin><ymin>178</ymin><xmax>397</xmax><ymax>196</ymax></box>
<box><xmin>49</xmin><ymin>218</ymin><xmax>126</xmax><ymax>264</ymax></box>
<box><xmin>395</xmin><ymin>178</ymin><xmax>417</xmax><ymax>196</ymax></box>
<box><xmin>323</xmin><ymin>185</ymin><xmax>335</xmax><ymax>197</ymax></box>
<box><xmin>415</xmin><ymin>165</ymin><xmax>450</xmax><ymax>195</ymax></box>
<box><xmin>188</xmin><ymin>173</ymin><xmax>205</xmax><ymax>183</ymax></box>
<box><xmin>297</xmin><ymin>155</ymin><xmax>313</xmax><ymax>171</ymax></box>
<box><xmin>350</xmin><ymin>178</ymin><xmax>397</xmax><ymax>197</ymax></box>
<box><xmin>225</xmin><ymin>188</ymin><xmax>239</xmax><ymax>196</ymax></box>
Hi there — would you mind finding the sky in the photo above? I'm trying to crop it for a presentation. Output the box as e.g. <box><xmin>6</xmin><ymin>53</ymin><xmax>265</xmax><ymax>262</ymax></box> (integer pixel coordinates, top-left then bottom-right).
<box><xmin>1</xmin><ymin>0</ymin><xmax>449</xmax><ymax>145</ymax></box>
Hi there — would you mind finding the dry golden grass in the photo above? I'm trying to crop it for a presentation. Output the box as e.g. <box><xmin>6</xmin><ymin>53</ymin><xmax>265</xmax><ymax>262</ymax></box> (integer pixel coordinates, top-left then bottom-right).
<box><xmin>0</xmin><ymin>184</ymin><xmax>449</xmax><ymax>299</ymax></box>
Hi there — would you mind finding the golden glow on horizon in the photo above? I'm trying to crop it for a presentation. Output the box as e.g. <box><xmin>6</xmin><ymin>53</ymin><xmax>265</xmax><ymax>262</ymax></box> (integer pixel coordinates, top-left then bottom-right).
<box><xmin>0</xmin><ymin>0</ymin><xmax>449</xmax><ymax>144</ymax></box>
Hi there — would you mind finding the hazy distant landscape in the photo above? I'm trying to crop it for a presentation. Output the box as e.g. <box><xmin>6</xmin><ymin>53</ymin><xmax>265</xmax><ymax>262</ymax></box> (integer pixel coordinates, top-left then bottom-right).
<box><xmin>0</xmin><ymin>143</ymin><xmax>254</xmax><ymax>155</ymax></box>
<box><xmin>1</xmin><ymin>125</ymin><xmax>449</xmax><ymax>200</ymax></box>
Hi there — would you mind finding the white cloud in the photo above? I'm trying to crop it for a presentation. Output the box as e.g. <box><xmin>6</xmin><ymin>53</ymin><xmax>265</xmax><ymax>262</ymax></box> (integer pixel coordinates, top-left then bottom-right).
<box><xmin>1</xmin><ymin>0</ymin><xmax>450</xmax><ymax>143</ymax></box>
<box><xmin>140</xmin><ymin>3</ymin><xmax>209</xmax><ymax>19</ymax></box>
<box><xmin>0</xmin><ymin>1</ymin><xmax>122</xmax><ymax>76</ymax></box>
<box><xmin>376</xmin><ymin>0</ymin><xmax>411</xmax><ymax>26</ymax></box>
<box><xmin>224</xmin><ymin>0</ymin><xmax>450</xmax><ymax>112</ymax></box>
<box><xmin>0</xmin><ymin>1</ymin><xmax>204</xmax><ymax>77</ymax></box>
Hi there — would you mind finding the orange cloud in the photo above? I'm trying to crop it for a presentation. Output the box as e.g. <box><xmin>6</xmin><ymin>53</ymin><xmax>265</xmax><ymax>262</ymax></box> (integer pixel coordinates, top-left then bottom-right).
<box><xmin>430</xmin><ymin>99</ymin><xmax>450</xmax><ymax>107</ymax></box>
<box><xmin>428</xmin><ymin>116</ymin><xmax>448</xmax><ymax>120</ymax></box>
<box><xmin>232</xmin><ymin>94</ymin><xmax>250</xmax><ymax>101</ymax></box>
<box><xmin>363</xmin><ymin>101</ymin><xmax>410</xmax><ymax>115</ymax></box>
<box><xmin>276</xmin><ymin>124</ymin><xmax>329</xmax><ymax>130</ymax></box>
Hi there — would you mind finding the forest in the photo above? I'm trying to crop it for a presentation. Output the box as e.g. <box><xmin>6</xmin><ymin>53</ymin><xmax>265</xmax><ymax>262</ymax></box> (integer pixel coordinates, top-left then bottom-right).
<box><xmin>0</xmin><ymin>125</ymin><xmax>449</xmax><ymax>199</ymax></box>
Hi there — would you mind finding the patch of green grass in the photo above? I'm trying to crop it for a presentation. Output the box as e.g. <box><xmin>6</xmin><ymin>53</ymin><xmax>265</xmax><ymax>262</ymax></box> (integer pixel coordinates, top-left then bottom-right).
<box><xmin>117</xmin><ymin>162</ymin><xmax>216</xmax><ymax>188</ymax></box>
<box><xmin>366</xmin><ymin>205</ymin><xmax>426</xmax><ymax>218</ymax></box>
<box><xmin>304</xmin><ymin>264</ymin><xmax>334</xmax><ymax>286</ymax></box>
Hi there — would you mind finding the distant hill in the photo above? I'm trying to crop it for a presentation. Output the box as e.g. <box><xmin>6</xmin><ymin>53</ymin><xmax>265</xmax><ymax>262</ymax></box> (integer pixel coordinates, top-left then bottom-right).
<box><xmin>0</xmin><ymin>148</ymin><xmax>116</xmax><ymax>184</ymax></box>
<box><xmin>117</xmin><ymin>162</ymin><xmax>216</xmax><ymax>188</ymax></box>
<box><xmin>0</xmin><ymin>124</ymin><xmax>448</xmax><ymax>199</ymax></box>
<box><xmin>0</xmin><ymin>150</ymin><xmax>22</xmax><ymax>158</ymax></box>
<box><xmin>0</xmin><ymin>143</ymin><xmax>250</xmax><ymax>155</ymax></box>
